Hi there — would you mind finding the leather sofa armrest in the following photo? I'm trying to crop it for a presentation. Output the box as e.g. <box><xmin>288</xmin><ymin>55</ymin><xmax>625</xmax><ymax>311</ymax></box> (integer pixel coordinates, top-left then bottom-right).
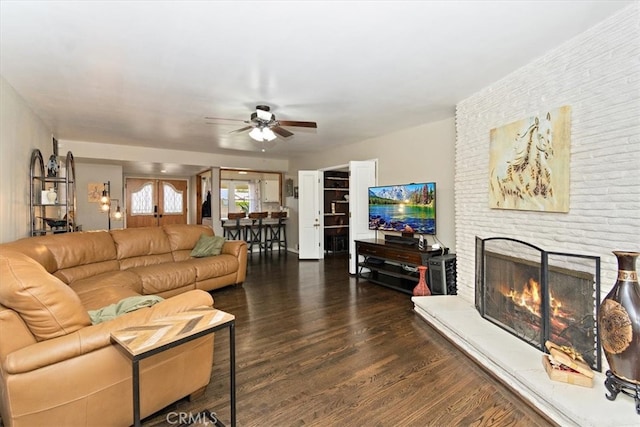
<box><xmin>221</xmin><ymin>240</ymin><xmax>247</xmax><ymax>284</ymax></box>
<box><xmin>3</xmin><ymin>290</ymin><xmax>214</xmax><ymax>374</ymax></box>
<box><xmin>221</xmin><ymin>240</ymin><xmax>247</xmax><ymax>258</ymax></box>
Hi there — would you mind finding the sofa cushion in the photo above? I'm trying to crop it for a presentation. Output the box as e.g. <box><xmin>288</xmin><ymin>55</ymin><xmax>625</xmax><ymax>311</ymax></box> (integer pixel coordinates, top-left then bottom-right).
<box><xmin>164</xmin><ymin>224</ymin><xmax>214</xmax><ymax>251</ymax></box>
<box><xmin>110</xmin><ymin>227</ymin><xmax>173</xmax><ymax>269</ymax></box>
<box><xmin>181</xmin><ymin>255</ymin><xmax>240</xmax><ymax>281</ymax></box>
<box><xmin>190</xmin><ymin>234</ymin><xmax>226</xmax><ymax>258</ymax></box>
<box><xmin>69</xmin><ymin>270</ymin><xmax>143</xmax><ymax>297</ymax></box>
<box><xmin>129</xmin><ymin>262</ymin><xmax>197</xmax><ymax>295</ymax></box>
<box><xmin>164</xmin><ymin>224</ymin><xmax>214</xmax><ymax>262</ymax></box>
<box><xmin>0</xmin><ymin>236</ymin><xmax>58</xmax><ymax>273</ymax></box>
<box><xmin>3</xmin><ymin>232</ymin><xmax>118</xmax><ymax>280</ymax></box>
<box><xmin>77</xmin><ymin>286</ymin><xmax>143</xmax><ymax>312</ymax></box>
<box><xmin>55</xmin><ymin>259</ymin><xmax>121</xmax><ymax>285</ymax></box>
<box><xmin>69</xmin><ymin>270</ymin><xmax>142</xmax><ymax>310</ymax></box>
<box><xmin>37</xmin><ymin>230</ymin><xmax>117</xmax><ymax>274</ymax></box>
<box><xmin>0</xmin><ymin>250</ymin><xmax>91</xmax><ymax>341</ymax></box>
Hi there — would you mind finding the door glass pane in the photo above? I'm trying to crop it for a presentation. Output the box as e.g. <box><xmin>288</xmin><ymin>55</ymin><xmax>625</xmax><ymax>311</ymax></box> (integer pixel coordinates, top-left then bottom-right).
<box><xmin>163</xmin><ymin>183</ymin><xmax>183</xmax><ymax>214</ymax></box>
<box><xmin>131</xmin><ymin>183</ymin><xmax>154</xmax><ymax>214</ymax></box>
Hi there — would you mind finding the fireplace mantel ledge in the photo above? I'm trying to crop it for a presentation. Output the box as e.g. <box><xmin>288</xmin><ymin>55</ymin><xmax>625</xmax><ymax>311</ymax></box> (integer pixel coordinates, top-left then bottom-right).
<box><xmin>412</xmin><ymin>296</ymin><xmax>638</xmax><ymax>427</ymax></box>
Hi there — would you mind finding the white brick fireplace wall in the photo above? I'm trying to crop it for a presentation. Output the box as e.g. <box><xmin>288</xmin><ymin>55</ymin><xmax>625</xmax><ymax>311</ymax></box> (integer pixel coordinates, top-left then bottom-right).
<box><xmin>417</xmin><ymin>6</ymin><xmax>639</xmax><ymax>425</ymax></box>
<box><xmin>454</xmin><ymin>3</ymin><xmax>640</xmax><ymax>304</ymax></box>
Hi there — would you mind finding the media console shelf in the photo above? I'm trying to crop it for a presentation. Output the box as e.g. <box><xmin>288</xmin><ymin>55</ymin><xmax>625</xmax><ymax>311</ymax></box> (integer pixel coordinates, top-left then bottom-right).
<box><xmin>355</xmin><ymin>239</ymin><xmax>447</xmax><ymax>295</ymax></box>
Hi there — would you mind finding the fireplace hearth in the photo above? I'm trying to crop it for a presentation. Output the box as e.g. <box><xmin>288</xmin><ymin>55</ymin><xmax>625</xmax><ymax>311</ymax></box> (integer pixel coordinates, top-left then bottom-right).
<box><xmin>475</xmin><ymin>237</ymin><xmax>601</xmax><ymax>370</ymax></box>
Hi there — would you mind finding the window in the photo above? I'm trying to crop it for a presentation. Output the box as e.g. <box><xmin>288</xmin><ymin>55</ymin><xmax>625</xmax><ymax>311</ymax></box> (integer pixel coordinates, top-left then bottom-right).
<box><xmin>163</xmin><ymin>183</ymin><xmax>183</xmax><ymax>214</ymax></box>
<box><xmin>220</xmin><ymin>169</ymin><xmax>282</xmax><ymax>217</ymax></box>
<box><xmin>131</xmin><ymin>182</ymin><xmax>154</xmax><ymax>215</ymax></box>
<box><xmin>220</xmin><ymin>181</ymin><xmax>250</xmax><ymax>217</ymax></box>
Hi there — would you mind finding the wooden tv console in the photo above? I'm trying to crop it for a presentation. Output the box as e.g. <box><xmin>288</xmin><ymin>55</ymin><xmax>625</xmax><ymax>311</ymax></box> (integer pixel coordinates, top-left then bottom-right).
<box><xmin>355</xmin><ymin>239</ymin><xmax>448</xmax><ymax>295</ymax></box>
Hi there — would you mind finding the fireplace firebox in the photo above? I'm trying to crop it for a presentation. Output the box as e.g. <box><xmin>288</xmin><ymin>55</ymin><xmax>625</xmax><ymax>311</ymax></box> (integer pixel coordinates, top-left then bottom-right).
<box><xmin>475</xmin><ymin>237</ymin><xmax>601</xmax><ymax>370</ymax></box>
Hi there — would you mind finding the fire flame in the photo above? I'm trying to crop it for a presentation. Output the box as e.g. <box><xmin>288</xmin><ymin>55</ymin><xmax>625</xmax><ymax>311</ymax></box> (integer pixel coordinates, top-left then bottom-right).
<box><xmin>506</xmin><ymin>278</ymin><xmax>563</xmax><ymax>317</ymax></box>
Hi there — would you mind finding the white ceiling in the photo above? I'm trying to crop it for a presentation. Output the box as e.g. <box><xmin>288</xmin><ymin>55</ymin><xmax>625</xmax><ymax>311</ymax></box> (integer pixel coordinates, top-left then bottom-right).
<box><xmin>0</xmin><ymin>1</ymin><xmax>633</xmax><ymax>165</ymax></box>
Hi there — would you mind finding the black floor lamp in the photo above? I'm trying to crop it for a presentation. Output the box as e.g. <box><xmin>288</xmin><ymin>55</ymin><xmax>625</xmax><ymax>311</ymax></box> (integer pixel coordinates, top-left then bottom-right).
<box><xmin>99</xmin><ymin>181</ymin><xmax>122</xmax><ymax>230</ymax></box>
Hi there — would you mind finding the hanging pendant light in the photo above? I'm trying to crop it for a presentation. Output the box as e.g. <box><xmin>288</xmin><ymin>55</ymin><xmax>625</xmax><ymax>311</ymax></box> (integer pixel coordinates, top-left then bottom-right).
<box><xmin>112</xmin><ymin>200</ymin><xmax>123</xmax><ymax>220</ymax></box>
<box><xmin>99</xmin><ymin>181</ymin><xmax>111</xmax><ymax>211</ymax></box>
<box><xmin>249</xmin><ymin>127</ymin><xmax>263</xmax><ymax>141</ymax></box>
<box><xmin>262</xmin><ymin>128</ymin><xmax>277</xmax><ymax>141</ymax></box>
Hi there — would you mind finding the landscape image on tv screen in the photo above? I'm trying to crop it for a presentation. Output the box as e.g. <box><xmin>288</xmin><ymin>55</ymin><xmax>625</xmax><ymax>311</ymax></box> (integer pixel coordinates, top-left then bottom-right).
<box><xmin>368</xmin><ymin>182</ymin><xmax>436</xmax><ymax>234</ymax></box>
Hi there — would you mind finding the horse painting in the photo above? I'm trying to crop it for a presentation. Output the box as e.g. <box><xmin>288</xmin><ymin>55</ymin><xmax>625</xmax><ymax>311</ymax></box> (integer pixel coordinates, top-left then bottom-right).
<box><xmin>489</xmin><ymin>106</ymin><xmax>570</xmax><ymax>212</ymax></box>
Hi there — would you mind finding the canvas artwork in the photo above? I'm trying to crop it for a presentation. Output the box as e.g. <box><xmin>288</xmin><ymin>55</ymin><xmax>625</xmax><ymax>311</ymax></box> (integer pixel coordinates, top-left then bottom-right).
<box><xmin>489</xmin><ymin>105</ymin><xmax>571</xmax><ymax>212</ymax></box>
<box><xmin>88</xmin><ymin>182</ymin><xmax>104</xmax><ymax>203</ymax></box>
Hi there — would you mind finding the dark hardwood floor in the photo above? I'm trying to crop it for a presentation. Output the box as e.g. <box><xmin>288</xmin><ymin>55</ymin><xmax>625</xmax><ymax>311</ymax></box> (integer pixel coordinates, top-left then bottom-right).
<box><xmin>145</xmin><ymin>252</ymin><xmax>554</xmax><ymax>427</ymax></box>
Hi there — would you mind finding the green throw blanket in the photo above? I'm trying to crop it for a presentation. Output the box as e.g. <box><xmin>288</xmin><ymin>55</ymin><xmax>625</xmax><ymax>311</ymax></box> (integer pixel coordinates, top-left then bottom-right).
<box><xmin>88</xmin><ymin>295</ymin><xmax>164</xmax><ymax>324</ymax></box>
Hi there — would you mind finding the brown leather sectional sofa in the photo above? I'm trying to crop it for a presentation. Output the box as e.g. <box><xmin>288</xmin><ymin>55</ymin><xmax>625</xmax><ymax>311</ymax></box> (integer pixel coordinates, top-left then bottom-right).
<box><xmin>0</xmin><ymin>224</ymin><xmax>247</xmax><ymax>426</ymax></box>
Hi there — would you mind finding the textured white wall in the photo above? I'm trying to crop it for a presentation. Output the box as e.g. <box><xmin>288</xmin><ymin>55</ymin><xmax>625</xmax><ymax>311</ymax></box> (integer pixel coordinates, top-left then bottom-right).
<box><xmin>455</xmin><ymin>4</ymin><xmax>640</xmax><ymax>303</ymax></box>
<box><xmin>0</xmin><ymin>77</ymin><xmax>53</xmax><ymax>242</ymax></box>
<box><xmin>289</xmin><ymin>118</ymin><xmax>456</xmax><ymax>252</ymax></box>
<box><xmin>74</xmin><ymin>163</ymin><xmax>124</xmax><ymax>231</ymax></box>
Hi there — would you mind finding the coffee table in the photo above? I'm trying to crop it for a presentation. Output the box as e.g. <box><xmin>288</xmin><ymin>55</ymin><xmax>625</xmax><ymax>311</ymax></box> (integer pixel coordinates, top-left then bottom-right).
<box><xmin>111</xmin><ymin>307</ymin><xmax>236</xmax><ymax>427</ymax></box>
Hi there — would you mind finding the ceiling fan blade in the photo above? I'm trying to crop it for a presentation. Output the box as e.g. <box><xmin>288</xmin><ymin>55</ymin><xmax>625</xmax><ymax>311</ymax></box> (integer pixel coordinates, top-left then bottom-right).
<box><xmin>277</xmin><ymin>120</ymin><xmax>317</xmax><ymax>128</ymax></box>
<box><xmin>272</xmin><ymin>126</ymin><xmax>294</xmax><ymax>138</ymax></box>
<box><xmin>229</xmin><ymin>125</ymin><xmax>253</xmax><ymax>134</ymax></box>
<box><xmin>204</xmin><ymin>116</ymin><xmax>246</xmax><ymax>122</ymax></box>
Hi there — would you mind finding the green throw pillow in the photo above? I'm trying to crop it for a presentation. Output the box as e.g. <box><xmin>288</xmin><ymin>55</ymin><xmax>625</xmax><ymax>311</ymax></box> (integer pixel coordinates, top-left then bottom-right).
<box><xmin>191</xmin><ymin>234</ymin><xmax>226</xmax><ymax>258</ymax></box>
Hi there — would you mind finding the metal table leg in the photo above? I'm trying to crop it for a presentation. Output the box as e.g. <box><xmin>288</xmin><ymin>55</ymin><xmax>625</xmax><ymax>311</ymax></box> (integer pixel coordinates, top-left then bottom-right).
<box><xmin>230</xmin><ymin>321</ymin><xmax>236</xmax><ymax>427</ymax></box>
<box><xmin>133</xmin><ymin>360</ymin><xmax>141</xmax><ymax>427</ymax></box>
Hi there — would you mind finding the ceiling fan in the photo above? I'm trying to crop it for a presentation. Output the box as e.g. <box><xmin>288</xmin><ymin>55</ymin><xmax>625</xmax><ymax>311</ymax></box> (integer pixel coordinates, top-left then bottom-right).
<box><xmin>206</xmin><ymin>105</ymin><xmax>317</xmax><ymax>142</ymax></box>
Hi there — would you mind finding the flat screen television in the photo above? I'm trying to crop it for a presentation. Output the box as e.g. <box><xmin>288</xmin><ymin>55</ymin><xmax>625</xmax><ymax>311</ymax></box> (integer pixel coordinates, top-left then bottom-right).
<box><xmin>368</xmin><ymin>182</ymin><xmax>436</xmax><ymax>234</ymax></box>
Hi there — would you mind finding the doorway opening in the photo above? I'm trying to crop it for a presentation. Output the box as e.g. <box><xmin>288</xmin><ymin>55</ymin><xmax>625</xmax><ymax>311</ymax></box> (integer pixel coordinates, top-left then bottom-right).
<box><xmin>323</xmin><ymin>168</ymin><xmax>349</xmax><ymax>255</ymax></box>
<box><xmin>298</xmin><ymin>160</ymin><xmax>377</xmax><ymax>275</ymax></box>
<box><xmin>219</xmin><ymin>169</ymin><xmax>282</xmax><ymax>218</ymax></box>
<box><xmin>197</xmin><ymin>169</ymin><xmax>213</xmax><ymax>226</ymax></box>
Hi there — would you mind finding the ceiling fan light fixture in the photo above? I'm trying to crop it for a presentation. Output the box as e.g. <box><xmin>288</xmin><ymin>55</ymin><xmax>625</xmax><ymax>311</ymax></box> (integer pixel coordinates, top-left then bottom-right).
<box><xmin>249</xmin><ymin>127</ymin><xmax>263</xmax><ymax>141</ymax></box>
<box><xmin>249</xmin><ymin>126</ymin><xmax>277</xmax><ymax>142</ymax></box>
<box><xmin>262</xmin><ymin>127</ymin><xmax>277</xmax><ymax>141</ymax></box>
<box><xmin>218</xmin><ymin>104</ymin><xmax>316</xmax><ymax>143</ymax></box>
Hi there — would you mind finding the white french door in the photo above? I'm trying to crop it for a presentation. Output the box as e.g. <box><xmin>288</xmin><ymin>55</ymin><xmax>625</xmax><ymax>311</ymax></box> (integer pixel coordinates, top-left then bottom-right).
<box><xmin>298</xmin><ymin>170</ymin><xmax>323</xmax><ymax>259</ymax></box>
<box><xmin>348</xmin><ymin>160</ymin><xmax>377</xmax><ymax>274</ymax></box>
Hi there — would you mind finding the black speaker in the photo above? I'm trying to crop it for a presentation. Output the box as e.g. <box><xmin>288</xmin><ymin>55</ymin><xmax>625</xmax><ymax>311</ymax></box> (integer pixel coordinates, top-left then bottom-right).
<box><xmin>428</xmin><ymin>254</ymin><xmax>457</xmax><ymax>295</ymax></box>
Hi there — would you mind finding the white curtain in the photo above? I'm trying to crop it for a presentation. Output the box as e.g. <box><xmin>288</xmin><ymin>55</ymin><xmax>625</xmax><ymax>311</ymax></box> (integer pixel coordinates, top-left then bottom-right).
<box><xmin>249</xmin><ymin>181</ymin><xmax>261</xmax><ymax>212</ymax></box>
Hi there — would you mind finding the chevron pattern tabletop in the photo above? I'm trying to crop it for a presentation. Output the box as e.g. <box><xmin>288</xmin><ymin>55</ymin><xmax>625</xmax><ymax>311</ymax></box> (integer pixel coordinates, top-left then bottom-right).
<box><xmin>111</xmin><ymin>308</ymin><xmax>234</xmax><ymax>356</ymax></box>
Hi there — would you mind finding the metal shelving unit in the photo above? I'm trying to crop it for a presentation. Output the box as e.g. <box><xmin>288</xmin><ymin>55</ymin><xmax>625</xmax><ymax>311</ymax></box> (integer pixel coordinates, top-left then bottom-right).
<box><xmin>30</xmin><ymin>149</ymin><xmax>77</xmax><ymax>236</ymax></box>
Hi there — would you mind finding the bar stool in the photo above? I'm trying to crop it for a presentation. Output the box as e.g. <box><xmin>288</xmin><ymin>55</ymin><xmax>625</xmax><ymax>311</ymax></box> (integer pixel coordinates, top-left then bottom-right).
<box><xmin>223</xmin><ymin>212</ymin><xmax>246</xmax><ymax>240</ymax></box>
<box><xmin>265</xmin><ymin>211</ymin><xmax>287</xmax><ymax>253</ymax></box>
<box><xmin>246</xmin><ymin>212</ymin><xmax>268</xmax><ymax>253</ymax></box>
